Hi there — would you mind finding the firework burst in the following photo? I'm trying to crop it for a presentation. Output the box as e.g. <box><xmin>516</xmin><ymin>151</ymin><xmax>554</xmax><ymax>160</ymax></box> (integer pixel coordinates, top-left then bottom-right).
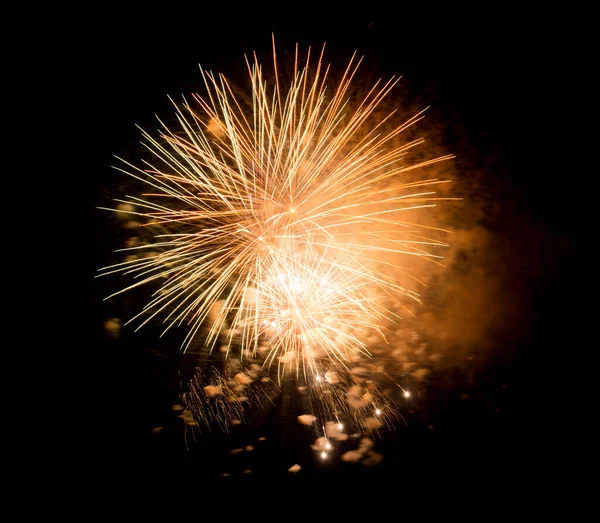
<box><xmin>99</xmin><ymin>40</ymin><xmax>459</xmax><ymax>457</ymax></box>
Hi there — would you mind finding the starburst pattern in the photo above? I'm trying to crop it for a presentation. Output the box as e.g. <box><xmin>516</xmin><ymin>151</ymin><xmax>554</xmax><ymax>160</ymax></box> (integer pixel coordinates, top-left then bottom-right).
<box><xmin>99</xmin><ymin>40</ymin><xmax>457</xmax><ymax>389</ymax></box>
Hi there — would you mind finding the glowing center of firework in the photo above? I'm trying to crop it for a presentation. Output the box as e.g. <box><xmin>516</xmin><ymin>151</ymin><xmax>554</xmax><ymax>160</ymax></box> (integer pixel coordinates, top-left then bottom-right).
<box><xmin>261</xmin><ymin>271</ymin><xmax>334</xmax><ymax>332</ymax></box>
<box><xmin>275</xmin><ymin>273</ymin><xmax>334</xmax><ymax>329</ymax></box>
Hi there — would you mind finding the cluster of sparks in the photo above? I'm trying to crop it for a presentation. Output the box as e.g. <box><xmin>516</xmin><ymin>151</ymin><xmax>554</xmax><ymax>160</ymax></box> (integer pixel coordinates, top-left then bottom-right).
<box><xmin>182</xmin><ymin>361</ymin><xmax>278</xmax><ymax>433</ymax></box>
<box><xmin>100</xmin><ymin>39</ymin><xmax>458</xmax><ymax>460</ymax></box>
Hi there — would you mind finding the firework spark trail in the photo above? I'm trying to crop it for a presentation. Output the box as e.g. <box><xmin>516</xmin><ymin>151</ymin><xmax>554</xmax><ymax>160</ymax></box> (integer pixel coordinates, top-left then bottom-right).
<box><xmin>182</xmin><ymin>361</ymin><xmax>278</xmax><ymax>433</ymax></box>
<box><xmin>306</xmin><ymin>367</ymin><xmax>404</xmax><ymax>432</ymax></box>
<box><xmin>99</xmin><ymin>39</ymin><xmax>458</xmax><ymax>386</ymax></box>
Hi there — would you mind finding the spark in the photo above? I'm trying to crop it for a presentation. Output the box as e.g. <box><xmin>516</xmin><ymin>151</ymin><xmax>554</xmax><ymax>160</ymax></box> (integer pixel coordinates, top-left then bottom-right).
<box><xmin>181</xmin><ymin>363</ymin><xmax>278</xmax><ymax>433</ymax></box>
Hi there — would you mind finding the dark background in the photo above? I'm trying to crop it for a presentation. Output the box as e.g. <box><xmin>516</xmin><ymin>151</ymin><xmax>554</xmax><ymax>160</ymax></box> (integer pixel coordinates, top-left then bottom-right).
<box><xmin>79</xmin><ymin>13</ymin><xmax>570</xmax><ymax>490</ymax></box>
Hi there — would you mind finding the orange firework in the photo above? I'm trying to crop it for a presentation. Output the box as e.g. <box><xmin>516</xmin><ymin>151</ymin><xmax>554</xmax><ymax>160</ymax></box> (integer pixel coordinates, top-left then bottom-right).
<box><xmin>98</xmin><ymin>38</ymin><xmax>458</xmax><ymax>383</ymax></box>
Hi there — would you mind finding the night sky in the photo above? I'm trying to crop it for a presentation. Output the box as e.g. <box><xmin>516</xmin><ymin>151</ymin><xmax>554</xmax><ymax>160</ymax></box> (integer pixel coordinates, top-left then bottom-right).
<box><xmin>82</xmin><ymin>14</ymin><xmax>570</xmax><ymax>491</ymax></box>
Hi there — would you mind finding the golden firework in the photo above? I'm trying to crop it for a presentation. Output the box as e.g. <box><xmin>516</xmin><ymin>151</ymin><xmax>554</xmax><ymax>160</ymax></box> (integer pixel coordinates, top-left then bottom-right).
<box><xmin>99</xmin><ymin>38</ymin><xmax>458</xmax><ymax>383</ymax></box>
